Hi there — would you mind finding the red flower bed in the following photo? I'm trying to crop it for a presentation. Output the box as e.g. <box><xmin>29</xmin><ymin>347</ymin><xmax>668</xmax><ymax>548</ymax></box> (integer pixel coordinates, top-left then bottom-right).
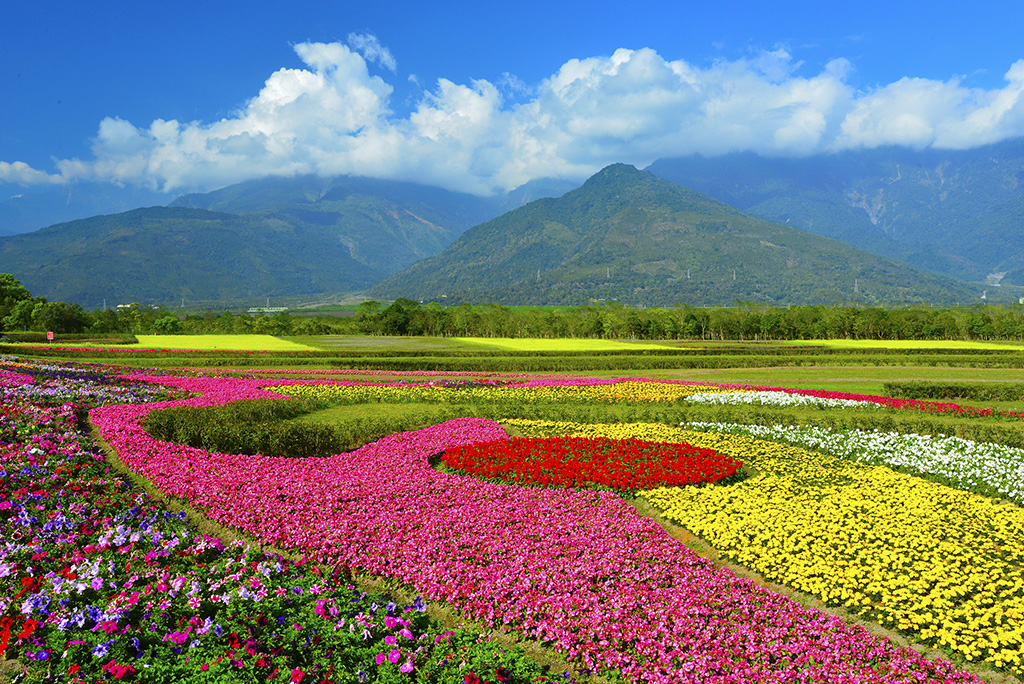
<box><xmin>442</xmin><ymin>436</ymin><xmax>742</xmax><ymax>492</ymax></box>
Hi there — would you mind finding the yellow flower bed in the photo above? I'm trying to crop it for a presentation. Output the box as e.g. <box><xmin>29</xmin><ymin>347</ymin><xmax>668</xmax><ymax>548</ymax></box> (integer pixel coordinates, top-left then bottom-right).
<box><xmin>454</xmin><ymin>337</ymin><xmax>677</xmax><ymax>351</ymax></box>
<box><xmin>507</xmin><ymin>419</ymin><xmax>1024</xmax><ymax>674</ymax></box>
<box><xmin>274</xmin><ymin>381</ymin><xmax>738</xmax><ymax>405</ymax></box>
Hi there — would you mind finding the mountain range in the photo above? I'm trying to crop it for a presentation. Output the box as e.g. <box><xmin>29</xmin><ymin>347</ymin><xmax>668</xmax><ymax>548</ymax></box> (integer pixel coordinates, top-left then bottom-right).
<box><xmin>0</xmin><ymin>139</ymin><xmax>1022</xmax><ymax>308</ymax></box>
<box><xmin>0</xmin><ymin>176</ymin><xmax>503</xmax><ymax>309</ymax></box>
<box><xmin>647</xmin><ymin>140</ymin><xmax>1024</xmax><ymax>285</ymax></box>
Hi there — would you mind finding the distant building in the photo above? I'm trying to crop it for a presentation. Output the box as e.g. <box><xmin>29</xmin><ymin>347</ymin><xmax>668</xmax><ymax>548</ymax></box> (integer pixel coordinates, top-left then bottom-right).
<box><xmin>246</xmin><ymin>307</ymin><xmax>289</xmax><ymax>315</ymax></box>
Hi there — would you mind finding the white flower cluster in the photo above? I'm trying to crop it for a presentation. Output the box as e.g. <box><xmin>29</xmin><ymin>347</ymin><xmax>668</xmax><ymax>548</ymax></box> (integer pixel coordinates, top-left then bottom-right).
<box><xmin>686</xmin><ymin>421</ymin><xmax>1024</xmax><ymax>504</ymax></box>
<box><xmin>684</xmin><ymin>390</ymin><xmax>876</xmax><ymax>410</ymax></box>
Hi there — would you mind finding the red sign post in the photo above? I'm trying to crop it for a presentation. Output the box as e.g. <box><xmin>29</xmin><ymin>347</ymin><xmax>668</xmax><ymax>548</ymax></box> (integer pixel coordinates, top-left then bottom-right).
<box><xmin>46</xmin><ymin>331</ymin><xmax>54</xmax><ymax>341</ymax></box>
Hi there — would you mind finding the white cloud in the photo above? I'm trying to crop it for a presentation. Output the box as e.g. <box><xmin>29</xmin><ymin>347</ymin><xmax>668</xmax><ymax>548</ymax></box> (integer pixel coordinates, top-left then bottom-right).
<box><xmin>499</xmin><ymin>72</ymin><xmax>532</xmax><ymax>98</ymax></box>
<box><xmin>0</xmin><ymin>161</ymin><xmax>66</xmax><ymax>186</ymax></box>
<box><xmin>346</xmin><ymin>32</ymin><xmax>397</xmax><ymax>73</ymax></box>
<box><xmin>836</xmin><ymin>60</ymin><xmax>1024</xmax><ymax>150</ymax></box>
<box><xmin>5</xmin><ymin>40</ymin><xmax>1024</xmax><ymax>195</ymax></box>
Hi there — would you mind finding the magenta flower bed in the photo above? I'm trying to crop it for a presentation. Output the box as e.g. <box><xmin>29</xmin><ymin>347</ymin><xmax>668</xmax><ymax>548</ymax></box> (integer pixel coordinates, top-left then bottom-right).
<box><xmin>92</xmin><ymin>375</ymin><xmax>981</xmax><ymax>684</ymax></box>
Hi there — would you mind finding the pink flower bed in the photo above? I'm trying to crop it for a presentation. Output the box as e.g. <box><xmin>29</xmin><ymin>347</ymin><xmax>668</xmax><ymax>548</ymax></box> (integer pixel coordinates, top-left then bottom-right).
<box><xmin>0</xmin><ymin>369</ymin><xmax>34</xmax><ymax>386</ymax></box>
<box><xmin>90</xmin><ymin>374</ymin><xmax>980</xmax><ymax>684</ymax></box>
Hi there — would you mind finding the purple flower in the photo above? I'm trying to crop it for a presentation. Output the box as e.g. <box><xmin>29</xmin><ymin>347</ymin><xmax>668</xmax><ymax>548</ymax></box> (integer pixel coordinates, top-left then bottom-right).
<box><xmin>92</xmin><ymin>639</ymin><xmax>114</xmax><ymax>658</ymax></box>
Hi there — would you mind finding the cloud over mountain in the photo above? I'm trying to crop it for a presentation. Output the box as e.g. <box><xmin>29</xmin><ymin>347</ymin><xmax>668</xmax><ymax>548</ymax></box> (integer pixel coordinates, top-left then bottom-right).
<box><xmin>4</xmin><ymin>36</ymin><xmax>1024</xmax><ymax>195</ymax></box>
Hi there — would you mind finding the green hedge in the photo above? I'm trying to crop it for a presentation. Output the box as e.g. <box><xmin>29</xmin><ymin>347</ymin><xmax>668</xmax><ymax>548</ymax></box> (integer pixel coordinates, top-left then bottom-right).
<box><xmin>883</xmin><ymin>381</ymin><xmax>1024</xmax><ymax>401</ymax></box>
<box><xmin>2</xmin><ymin>332</ymin><xmax>139</xmax><ymax>344</ymax></box>
<box><xmin>142</xmin><ymin>399</ymin><xmax>482</xmax><ymax>458</ymax></box>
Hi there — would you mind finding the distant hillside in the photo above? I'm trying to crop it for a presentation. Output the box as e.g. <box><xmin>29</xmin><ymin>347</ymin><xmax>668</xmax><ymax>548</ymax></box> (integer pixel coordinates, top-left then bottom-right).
<box><xmin>0</xmin><ymin>182</ymin><xmax>174</xmax><ymax>235</ymax></box>
<box><xmin>170</xmin><ymin>174</ymin><xmax>504</xmax><ymax>278</ymax></box>
<box><xmin>372</xmin><ymin>164</ymin><xmax>984</xmax><ymax>307</ymax></box>
<box><xmin>646</xmin><ymin>139</ymin><xmax>1024</xmax><ymax>285</ymax></box>
<box><xmin>0</xmin><ymin>207</ymin><xmax>384</xmax><ymax>308</ymax></box>
<box><xmin>0</xmin><ymin>174</ymin><xmax>536</xmax><ymax>309</ymax></box>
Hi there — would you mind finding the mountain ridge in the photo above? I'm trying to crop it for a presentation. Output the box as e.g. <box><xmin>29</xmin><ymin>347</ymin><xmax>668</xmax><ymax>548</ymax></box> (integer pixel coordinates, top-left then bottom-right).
<box><xmin>372</xmin><ymin>164</ymin><xmax>984</xmax><ymax>307</ymax></box>
<box><xmin>646</xmin><ymin>138</ymin><xmax>1024</xmax><ymax>284</ymax></box>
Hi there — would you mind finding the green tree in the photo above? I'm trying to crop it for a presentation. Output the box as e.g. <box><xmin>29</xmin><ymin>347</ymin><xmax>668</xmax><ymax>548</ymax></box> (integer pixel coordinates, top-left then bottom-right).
<box><xmin>356</xmin><ymin>301</ymin><xmax>382</xmax><ymax>334</ymax></box>
<box><xmin>31</xmin><ymin>302</ymin><xmax>91</xmax><ymax>334</ymax></box>
<box><xmin>380</xmin><ymin>299</ymin><xmax>421</xmax><ymax>335</ymax></box>
<box><xmin>152</xmin><ymin>315</ymin><xmax>183</xmax><ymax>334</ymax></box>
<box><xmin>0</xmin><ymin>274</ymin><xmax>33</xmax><ymax>323</ymax></box>
<box><xmin>3</xmin><ymin>299</ymin><xmax>35</xmax><ymax>331</ymax></box>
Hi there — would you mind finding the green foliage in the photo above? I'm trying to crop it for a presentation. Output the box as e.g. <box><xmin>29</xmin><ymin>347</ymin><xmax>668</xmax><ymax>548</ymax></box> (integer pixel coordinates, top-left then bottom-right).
<box><xmin>0</xmin><ymin>273</ymin><xmax>34</xmax><ymax>323</ymax></box>
<box><xmin>2</xmin><ymin>331</ymin><xmax>138</xmax><ymax>343</ymax></box>
<box><xmin>143</xmin><ymin>399</ymin><xmax>339</xmax><ymax>458</ymax></box>
<box><xmin>29</xmin><ymin>300</ymin><xmax>92</xmax><ymax>333</ymax></box>
<box><xmin>356</xmin><ymin>301</ymin><xmax>1024</xmax><ymax>342</ymax></box>
<box><xmin>142</xmin><ymin>399</ymin><xmax>478</xmax><ymax>458</ymax></box>
<box><xmin>884</xmin><ymin>381</ymin><xmax>1024</xmax><ymax>402</ymax></box>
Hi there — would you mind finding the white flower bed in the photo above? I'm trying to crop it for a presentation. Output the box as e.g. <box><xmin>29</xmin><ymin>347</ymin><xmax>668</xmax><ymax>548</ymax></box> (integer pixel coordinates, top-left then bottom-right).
<box><xmin>684</xmin><ymin>390</ymin><xmax>876</xmax><ymax>410</ymax></box>
<box><xmin>686</xmin><ymin>420</ymin><xmax>1024</xmax><ymax>504</ymax></box>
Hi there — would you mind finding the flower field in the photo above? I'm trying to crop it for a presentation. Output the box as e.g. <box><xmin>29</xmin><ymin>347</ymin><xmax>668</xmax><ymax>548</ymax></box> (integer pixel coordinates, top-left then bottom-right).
<box><xmin>509</xmin><ymin>419</ymin><xmax>1024</xmax><ymax>675</ymax></box>
<box><xmin>3</xmin><ymin>355</ymin><xmax>1024</xmax><ymax>683</ymax></box>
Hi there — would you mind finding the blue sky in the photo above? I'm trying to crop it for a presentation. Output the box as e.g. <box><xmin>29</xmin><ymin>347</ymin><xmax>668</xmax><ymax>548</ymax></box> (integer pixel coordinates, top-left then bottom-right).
<box><xmin>3</xmin><ymin>0</ymin><xmax>1024</xmax><ymax>196</ymax></box>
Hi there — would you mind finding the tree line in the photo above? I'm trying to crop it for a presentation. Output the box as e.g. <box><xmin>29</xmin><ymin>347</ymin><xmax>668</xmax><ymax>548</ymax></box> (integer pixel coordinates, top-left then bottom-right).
<box><xmin>0</xmin><ymin>274</ymin><xmax>350</xmax><ymax>337</ymax></box>
<box><xmin>355</xmin><ymin>298</ymin><xmax>1024</xmax><ymax>341</ymax></box>
<box><xmin>4</xmin><ymin>271</ymin><xmax>1024</xmax><ymax>341</ymax></box>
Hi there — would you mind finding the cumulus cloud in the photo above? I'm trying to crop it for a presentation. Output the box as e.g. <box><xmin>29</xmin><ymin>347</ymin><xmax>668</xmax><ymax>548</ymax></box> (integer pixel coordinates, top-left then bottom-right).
<box><xmin>0</xmin><ymin>161</ymin><xmax>66</xmax><ymax>185</ymax></box>
<box><xmin>5</xmin><ymin>38</ymin><xmax>1024</xmax><ymax>194</ymax></box>
<box><xmin>837</xmin><ymin>60</ymin><xmax>1024</xmax><ymax>149</ymax></box>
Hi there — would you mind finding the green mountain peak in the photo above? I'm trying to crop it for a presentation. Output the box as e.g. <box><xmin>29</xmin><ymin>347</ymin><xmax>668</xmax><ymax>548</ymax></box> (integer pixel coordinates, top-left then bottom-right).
<box><xmin>373</xmin><ymin>165</ymin><xmax>980</xmax><ymax>307</ymax></box>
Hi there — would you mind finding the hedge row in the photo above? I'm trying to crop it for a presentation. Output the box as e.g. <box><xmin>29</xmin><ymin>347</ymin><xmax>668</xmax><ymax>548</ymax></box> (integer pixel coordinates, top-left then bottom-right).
<box><xmin>142</xmin><ymin>399</ymin><xmax>481</xmax><ymax>458</ymax></box>
<box><xmin>2</xmin><ymin>332</ymin><xmax>139</xmax><ymax>343</ymax></box>
<box><xmin>883</xmin><ymin>381</ymin><xmax>1024</xmax><ymax>401</ymax></box>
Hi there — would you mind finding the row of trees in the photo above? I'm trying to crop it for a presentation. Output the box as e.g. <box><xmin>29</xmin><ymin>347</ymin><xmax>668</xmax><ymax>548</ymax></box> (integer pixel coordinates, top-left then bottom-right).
<box><xmin>4</xmin><ymin>272</ymin><xmax>1024</xmax><ymax>341</ymax></box>
<box><xmin>0</xmin><ymin>275</ymin><xmax>353</xmax><ymax>336</ymax></box>
<box><xmin>357</xmin><ymin>299</ymin><xmax>1024</xmax><ymax>341</ymax></box>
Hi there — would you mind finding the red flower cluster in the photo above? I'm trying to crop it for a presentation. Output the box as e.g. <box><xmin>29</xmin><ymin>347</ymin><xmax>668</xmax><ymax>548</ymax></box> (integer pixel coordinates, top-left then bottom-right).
<box><xmin>442</xmin><ymin>436</ymin><xmax>742</xmax><ymax>492</ymax></box>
